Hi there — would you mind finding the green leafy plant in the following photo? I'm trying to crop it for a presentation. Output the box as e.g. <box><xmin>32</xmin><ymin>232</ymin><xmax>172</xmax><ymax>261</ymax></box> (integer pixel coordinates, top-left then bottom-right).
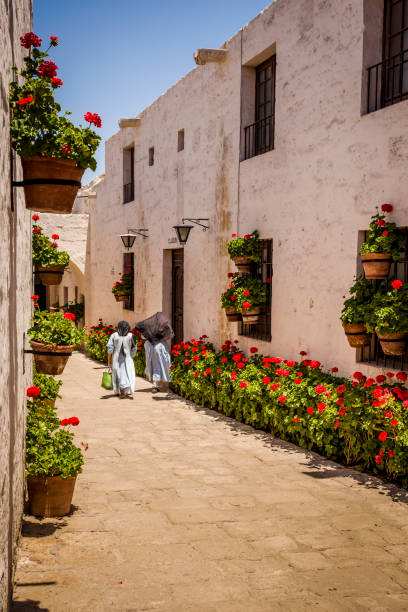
<box><xmin>359</xmin><ymin>206</ymin><xmax>404</xmax><ymax>261</ymax></box>
<box><xmin>32</xmin><ymin>222</ymin><xmax>70</xmax><ymax>267</ymax></box>
<box><xmin>365</xmin><ymin>281</ymin><xmax>408</xmax><ymax>335</ymax></box>
<box><xmin>28</xmin><ymin>310</ymin><xmax>85</xmax><ymax>346</ymax></box>
<box><xmin>9</xmin><ymin>34</ymin><xmax>101</xmax><ymax>170</ymax></box>
<box><xmin>168</xmin><ymin>337</ymin><xmax>408</xmax><ymax>488</ymax></box>
<box><xmin>33</xmin><ymin>370</ymin><xmax>62</xmax><ymax>401</ymax></box>
<box><xmin>340</xmin><ymin>276</ymin><xmax>376</xmax><ymax>325</ymax></box>
<box><xmin>112</xmin><ymin>270</ymin><xmax>134</xmax><ymax>295</ymax></box>
<box><xmin>220</xmin><ymin>273</ymin><xmax>245</xmax><ymax>309</ymax></box>
<box><xmin>227</xmin><ymin>230</ymin><xmax>261</xmax><ymax>262</ymax></box>
<box><xmin>26</xmin><ymin>400</ymin><xmax>83</xmax><ymax>478</ymax></box>
<box><xmin>234</xmin><ymin>276</ymin><xmax>267</xmax><ymax>312</ymax></box>
<box><xmin>62</xmin><ymin>301</ymin><xmax>84</xmax><ymax>321</ymax></box>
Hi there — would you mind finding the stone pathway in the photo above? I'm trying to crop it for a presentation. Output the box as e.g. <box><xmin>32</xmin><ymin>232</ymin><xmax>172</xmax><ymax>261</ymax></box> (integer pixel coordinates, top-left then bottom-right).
<box><xmin>13</xmin><ymin>352</ymin><xmax>408</xmax><ymax>611</ymax></box>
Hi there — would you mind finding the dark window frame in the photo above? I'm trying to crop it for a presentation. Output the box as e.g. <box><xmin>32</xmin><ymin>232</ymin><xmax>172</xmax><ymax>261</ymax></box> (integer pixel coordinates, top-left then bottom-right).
<box><xmin>244</xmin><ymin>55</ymin><xmax>276</xmax><ymax>160</ymax></box>
<box><xmin>123</xmin><ymin>147</ymin><xmax>134</xmax><ymax>204</ymax></box>
<box><xmin>177</xmin><ymin>129</ymin><xmax>185</xmax><ymax>152</ymax></box>
<box><xmin>148</xmin><ymin>146</ymin><xmax>154</xmax><ymax>166</ymax></box>
<box><xmin>238</xmin><ymin>239</ymin><xmax>272</xmax><ymax>342</ymax></box>
<box><xmin>122</xmin><ymin>252</ymin><xmax>134</xmax><ymax>311</ymax></box>
<box><xmin>357</xmin><ymin>226</ymin><xmax>408</xmax><ymax>369</ymax></box>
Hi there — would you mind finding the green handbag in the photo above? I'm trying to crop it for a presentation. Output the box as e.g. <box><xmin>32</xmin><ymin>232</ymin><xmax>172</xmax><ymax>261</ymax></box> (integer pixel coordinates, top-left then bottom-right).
<box><xmin>101</xmin><ymin>368</ymin><xmax>113</xmax><ymax>390</ymax></box>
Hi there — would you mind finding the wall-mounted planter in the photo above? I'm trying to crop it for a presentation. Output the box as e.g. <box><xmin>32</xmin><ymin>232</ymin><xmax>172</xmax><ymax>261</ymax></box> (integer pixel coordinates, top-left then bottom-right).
<box><xmin>225</xmin><ymin>306</ymin><xmax>241</xmax><ymax>322</ymax></box>
<box><xmin>21</xmin><ymin>156</ymin><xmax>84</xmax><ymax>214</ymax></box>
<box><xmin>242</xmin><ymin>306</ymin><xmax>262</xmax><ymax>325</ymax></box>
<box><xmin>342</xmin><ymin>323</ymin><xmax>372</xmax><ymax>348</ymax></box>
<box><xmin>361</xmin><ymin>253</ymin><xmax>392</xmax><ymax>279</ymax></box>
<box><xmin>232</xmin><ymin>256</ymin><xmax>253</xmax><ymax>274</ymax></box>
<box><xmin>35</xmin><ymin>264</ymin><xmax>65</xmax><ymax>286</ymax></box>
<box><xmin>30</xmin><ymin>341</ymin><xmax>75</xmax><ymax>375</ymax></box>
<box><xmin>114</xmin><ymin>292</ymin><xmax>131</xmax><ymax>302</ymax></box>
<box><xmin>27</xmin><ymin>475</ymin><xmax>76</xmax><ymax>517</ymax></box>
<box><xmin>376</xmin><ymin>331</ymin><xmax>408</xmax><ymax>356</ymax></box>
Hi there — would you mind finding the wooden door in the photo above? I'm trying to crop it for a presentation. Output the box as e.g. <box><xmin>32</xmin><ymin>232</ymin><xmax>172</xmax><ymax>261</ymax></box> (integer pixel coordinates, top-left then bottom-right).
<box><xmin>171</xmin><ymin>249</ymin><xmax>184</xmax><ymax>345</ymax></box>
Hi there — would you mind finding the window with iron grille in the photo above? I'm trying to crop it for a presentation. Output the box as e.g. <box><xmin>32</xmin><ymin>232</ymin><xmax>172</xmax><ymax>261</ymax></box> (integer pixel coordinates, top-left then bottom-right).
<box><xmin>123</xmin><ymin>252</ymin><xmax>134</xmax><ymax>311</ymax></box>
<box><xmin>238</xmin><ymin>239</ymin><xmax>272</xmax><ymax>341</ymax></box>
<box><xmin>357</xmin><ymin>227</ymin><xmax>408</xmax><ymax>368</ymax></box>
<box><xmin>244</xmin><ymin>56</ymin><xmax>276</xmax><ymax>160</ymax></box>
<box><xmin>123</xmin><ymin>147</ymin><xmax>134</xmax><ymax>204</ymax></box>
<box><xmin>367</xmin><ymin>0</ymin><xmax>408</xmax><ymax>113</ymax></box>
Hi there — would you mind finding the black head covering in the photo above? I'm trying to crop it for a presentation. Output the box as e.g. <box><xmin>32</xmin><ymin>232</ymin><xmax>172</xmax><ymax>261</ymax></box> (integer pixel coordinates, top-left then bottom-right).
<box><xmin>135</xmin><ymin>312</ymin><xmax>174</xmax><ymax>345</ymax></box>
<box><xmin>117</xmin><ymin>320</ymin><xmax>131</xmax><ymax>336</ymax></box>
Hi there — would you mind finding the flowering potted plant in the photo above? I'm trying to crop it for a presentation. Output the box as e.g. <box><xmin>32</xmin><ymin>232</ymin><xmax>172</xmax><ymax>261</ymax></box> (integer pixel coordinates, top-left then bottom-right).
<box><xmin>234</xmin><ymin>276</ymin><xmax>267</xmax><ymax>324</ymax></box>
<box><xmin>32</xmin><ymin>215</ymin><xmax>69</xmax><ymax>285</ymax></box>
<box><xmin>365</xmin><ymin>280</ymin><xmax>408</xmax><ymax>355</ymax></box>
<box><xmin>220</xmin><ymin>273</ymin><xmax>244</xmax><ymax>322</ymax></box>
<box><xmin>25</xmin><ymin>396</ymin><xmax>83</xmax><ymax>517</ymax></box>
<box><xmin>227</xmin><ymin>230</ymin><xmax>261</xmax><ymax>273</ymax></box>
<box><xmin>9</xmin><ymin>33</ymin><xmax>102</xmax><ymax>213</ymax></box>
<box><xmin>340</xmin><ymin>276</ymin><xmax>375</xmax><ymax>347</ymax></box>
<box><xmin>29</xmin><ymin>369</ymin><xmax>63</xmax><ymax>409</ymax></box>
<box><xmin>27</xmin><ymin>309</ymin><xmax>85</xmax><ymax>374</ymax></box>
<box><xmin>359</xmin><ymin>204</ymin><xmax>404</xmax><ymax>279</ymax></box>
<box><xmin>112</xmin><ymin>268</ymin><xmax>134</xmax><ymax>302</ymax></box>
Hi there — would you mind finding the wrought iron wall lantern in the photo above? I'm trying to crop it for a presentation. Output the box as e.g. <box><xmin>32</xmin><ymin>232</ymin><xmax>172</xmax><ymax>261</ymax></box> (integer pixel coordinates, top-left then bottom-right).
<box><xmin>120</xmin><ymin>228</ymin><xmax>149</xmax><ymax>249</ymax></box>
<box><xmin>173</xmin><ymin>218</ymin><xmax>209</xmax><ymax>245</ymax></box>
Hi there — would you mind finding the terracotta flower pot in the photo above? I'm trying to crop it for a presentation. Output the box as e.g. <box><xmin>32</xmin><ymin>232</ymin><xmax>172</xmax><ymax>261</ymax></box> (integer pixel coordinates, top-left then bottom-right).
<box><xmin>30</xmin><ymin>341</ymin><xmax>75</xmax><ymax>375</ymax></box>
<box><xmin>233</xmin><ymin>256</ymin><xmax>253</xmax><ymax>274</ymax></box>
<box><xmin>361</xmin><ymin>253</ymin><xmax>392</xmax><ymax>279</ymax></box>
<box><xmin>21</xmin><ymin>156</ymin><xmax>84</xmax><ymax>214</ymax></box>
<box><xmin>342</xmin><ymin>323</ymin><xmax>372</xmax><ymax>348</ymax></box>
<box><xmin>114</xmin><ymin>292</ymin><xmax>131</xmax><ymax>302</ymax></box>
<box><xmin>27</xmin><ymin>475</ymin><xmax>76</xmax><ymax>518</ymax></box>
<box><xmin>225</xmin><ymin>306</ymin><xmax>241</xmax><ymax>322</ymax></box>
<box><xmin>35</xmin><ymin>264</ymin><xmax>65</xmax><ymax>286</ymax></box>
<box><xmin>242</xmin><ymin>306</ymin><xmax>261</xmax><ymax>325</ymax></box>
<box><xmin>376</xmin><ymin>331</ymin><xmax>408</xmax><ymax>356</ymax></box>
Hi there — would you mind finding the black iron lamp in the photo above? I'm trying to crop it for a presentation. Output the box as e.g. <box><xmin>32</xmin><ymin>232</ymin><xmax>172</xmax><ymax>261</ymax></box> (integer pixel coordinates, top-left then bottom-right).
<box><xmin>120</xmin><ymin>228</ymin><xmax>149</xmax><ymax>249</ymax></box>
<box><xmin>173</xmin><ymin>218</ymin><xmax>209</xmax><ymax>245</ymax></box>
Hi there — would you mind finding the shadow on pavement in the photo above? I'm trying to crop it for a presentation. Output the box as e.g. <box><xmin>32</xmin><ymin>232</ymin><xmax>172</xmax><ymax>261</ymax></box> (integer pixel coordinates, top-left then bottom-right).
<box><xmin>12</xmin><ymin>599</ymin><xmax>49</xmax><ymax>611</ymax></box>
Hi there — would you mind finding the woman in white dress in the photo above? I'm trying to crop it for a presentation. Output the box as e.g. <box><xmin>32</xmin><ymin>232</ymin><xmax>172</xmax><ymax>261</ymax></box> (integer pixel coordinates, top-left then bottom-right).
<box><xmin>107</xmin><ymin>320</ymin><xmax>137</xmax><ymax>399</ymax></box>
<box><xmin>135</xmin><ymin>312</ymin><xmax>174</xmax><ymax>393</ymax></box>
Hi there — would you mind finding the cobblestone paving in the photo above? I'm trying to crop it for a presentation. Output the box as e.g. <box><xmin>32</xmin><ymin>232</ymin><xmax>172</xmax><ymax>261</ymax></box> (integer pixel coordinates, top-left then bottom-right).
<box><xmin>13</xmin><ymin>352</ymin><xmax>408</xmax><ymax>611</ymax></box>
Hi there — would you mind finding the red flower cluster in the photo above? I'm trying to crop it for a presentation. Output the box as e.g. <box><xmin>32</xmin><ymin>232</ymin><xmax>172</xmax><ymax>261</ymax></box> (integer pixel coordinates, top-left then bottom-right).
<box><xmin>37</xmin><ymin>60</ymin><xmax>58</xmax><ymax>78</ymax></box>
<box><xmin>63</xmin><ymin>312</ymin><xmax>75</xmax><ymax>321</ymax></box>
<box><xmin>84</xmin><ymin>112</ymin><xmax>102</xmax><ymax>128</ymax></box>
<box><xmin>30</xmin><ymin>294</ymin><xmax>39</xmax><ymax>301</ymax></box>
<box><xmin>61</xmin><ymin>416</ymin><xmax>80</xmax><ymax>426</ymax></box>
<box><xmin>32</xmin><ymin>214</ymin><xmax>39</xmax><ymax>221</ymax></box>
<box><xmin>50</xmin><ymin>35</ymin><xmax>59</xmax><ymax>46</ymax></box>
<box><xmin>51</xmin><ymin>234</ymin><xmax>59</xmax><ymax>240</ymax></box>
<box><xmin>20</xmin><ymin>32</ymin><xmax>42</xmax><ymax>48</ymax></box>
<box><xmin>33</xmin><ymin>227</ymin><xmax>41</xmax><ymax>234</ymax></box>
<box><xmin>381</xmin><ymin>203</ymin><xmax>393</xmax><ymax>213</ymax></box>
<box><xmin>17</xmin><ymin>95</ymin><xmax>34</xmax><ymax>106</ymax></box>
<box><xmin>51</xmin><ymin>77</ymin><xmax>63</xmax><ymax>88</ymax></box>
<box><xmin>392</xmin><ymin>280</ymin><xmax>403</xmax><ymax>290</ymax></box>
<box><xmin>26</xmin><ymin>386</ymin><xmax>40</xmax><ymax>398</ymax></box>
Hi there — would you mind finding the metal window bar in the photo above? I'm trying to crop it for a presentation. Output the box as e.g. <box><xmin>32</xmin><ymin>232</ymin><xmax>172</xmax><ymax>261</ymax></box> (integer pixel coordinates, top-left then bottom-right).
<box><xmin>123</xmin><ymin>182</ymin><xmax>134</xmax><ymax>204</ymax></box>
<box><xmin>123</xmin><ymin>252</ymin><xmax>134</xmax><ymax>311</ymax></box>
<box><xmin>238</xmin><ymin>239</ymin><xmax>272</xmax><ymax>341</ymax></box>
<box><xmin>367</xmin><ymin>49</ymin><xmax>408</xmax><ymax>113</ymax></box>
<box><xmin>244</xmin><ymin>116</ymin><xmax>274</xmax><ymax>160</ymax></box>
<box><xmin>357</xmin><ymin>227</ymin><xmax>408</xmax><ymax>369</ymax></box>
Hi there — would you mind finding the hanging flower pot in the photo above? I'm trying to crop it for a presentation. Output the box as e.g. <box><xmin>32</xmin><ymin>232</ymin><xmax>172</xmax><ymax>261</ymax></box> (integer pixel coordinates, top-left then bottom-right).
<box><xmin>361</xmin><ymin>253</ymin><xmax>392</xmax><ymax>280</ymax></box>
<box><xmin>225</xmin><ymin>306</ymin><xmax>241</xmax><ymax>322</ymax></box>
<box><xmin>114</xmin><ymin>292</ymin><xmax>131</xmax><ymax>302</ymax></box>
<box><xmin>35</xmin><ymin>264</ymin><xmax>65</xmax><ymax>286</ymax></box>
<box><xmin>27</xmin><ymin>475</ymin><xmax>77</xmax><ymax>517</ymax></box>
<box><xmin>376</xmin><ymin>332</ymin><xmax>408</xmax><ymax>356</ymax></box>
<box><xmin>242</xmin><ymin>306</ymin><xmax>262</xmax><ymax>325</ymax></box>
<box><xmin>21</xmin><ymin>157</ymin><xmax>84</xmax><ymax>214</ymax></box>
<box><xmin>232</xmin><ymin>256</ymin><xmax>253</xmax><ymax>274</ymax></box>
<box><xmin>30</xmin><ymin>341</ymin><xmax>75</xmax><ymax>375</ymax></box>
<box><xmin>342</xmin><ymin>323</ymin><xmax>372</xmax><ymax>348</ymax></box>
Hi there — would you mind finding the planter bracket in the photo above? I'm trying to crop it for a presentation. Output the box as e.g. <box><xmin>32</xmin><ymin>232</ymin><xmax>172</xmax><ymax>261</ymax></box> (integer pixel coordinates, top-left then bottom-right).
<box><xmin>12</xmin><ymin>178</ymin><xmax>81</xmax><ymax>187</ymax></box>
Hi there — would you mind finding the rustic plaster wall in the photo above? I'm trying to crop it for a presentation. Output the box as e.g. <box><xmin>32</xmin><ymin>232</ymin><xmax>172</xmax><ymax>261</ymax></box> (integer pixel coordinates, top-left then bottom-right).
<box><xmin>0</xmin><ymin>1</ymin><xmax>33</xmax><ymax>609</ymax></box>
<box><xmin>86</xmin><ymin>0</ymin><xmax>408</xmax><ymax>380</ymax></box>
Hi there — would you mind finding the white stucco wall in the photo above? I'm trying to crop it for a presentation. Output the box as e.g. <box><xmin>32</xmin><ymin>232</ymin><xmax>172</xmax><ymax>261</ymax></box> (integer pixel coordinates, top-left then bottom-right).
<box><xmin>0</xmin><ymin>2</ymin><xmax>33</xmax><ymax>609</ymax></box>
<box><xmin>86</xmin><ymin>0</ymin><xmax>408</xmax><ymax>379</ymax></box>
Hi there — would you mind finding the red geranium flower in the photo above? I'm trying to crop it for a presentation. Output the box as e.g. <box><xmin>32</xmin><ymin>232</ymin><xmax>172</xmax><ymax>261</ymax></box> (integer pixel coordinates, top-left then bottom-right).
<box><xmin>51</xmin><ymin>242</ymin><xmax>58</xmax><ymax>248</ymax></box>
<box><xmin>69</xmin><ymin>417</ymin><xmax>80</xmax><ymax>426</ymax></box>
<box><xmin>242</xmin><ymin>302</ymin><xmax>251</xmax><ymax>309</ymax></box>
<box><xmin>317</xmin><ymin>402</ymin><xmax>326</xmax><ymax>412</ymax></box>
<box><xmin>262</xmin><ymin>377</ymin><xmax>271</xmax><ymax>384</ymax></box>
<box><xmin>391</xmin><ymin>419</ymin><xmax>398</xmax><ymax>426</ymax></box>
<box><xmin>293</xmin><ymin>416</ymin><xmax>299</xmax><ymax>422</ymax></box>
<box><xmin>376</xmin><ymin>375</ymin><xmax>386</xmax><ymax>383</ymax></box>
<box><xmin>331</xmin><ymin>367</ymin><xmax>338</xmax><ymax>373</ymax></box>
<box><xmin>392</xmin><ymin>280</ymin><xmax>403</xmax><ymax>290</ymax></box>
<box><xmin>33</xmin><ymin>227</ymin><xmax>41</xmax><ymax>234</ymax></box>
<box><xmin>285</xmin><ymin>360</ymin><xmax>295</xmax><ymax>367</ymax></box>
<box><xmin>337</xmin><ymin>385</ymin><xmax>346</xmax><ymax>394</ymax></box>
<box><xmin>338</xmin><ymin>407</ymin><xmax>347</xmax><ymax>416</ymax></box>
<box><xmin>376</xmin><ymin>219</ymin><xmax>386</xmax><ymax>227</ymax></box>
<box><xmin>364</xmin><ymin>378</ymin><xmax>375</xmax><ymax>387</ymax></box>
<box><xmin>237</xmin><ymin>362</ymin><xmax>245</xmax><ymax>369</ymax></box>
<box><xmin>51</xmin><ymin>234</ymin><xmax>59</xmax><ymax>240</ymax></box>
<box><xmin>373</xmin><ymin>388</ymin><xmax>383</xmax><ymax>398</ymax></box>
<box><xmin>378</xmin><ymin>431</ymin><xmax>388</xmax><ymax>441</ymax></box>
<box><xmin>63</xmin><ymin>312</ymin><xmax>75</xmax><ymax>321</ymax></box>
<box><xmin>240</xmin><ymin>381</ymin><xmax>247</xmax><ymax>389</ymax></box>
<box><xmin>231</xmin><ymin>233</ymin><xmax>237</xmax><ymax>237</ymax></box>
<box><xmin>84</xmin><ymin>112</ymin><xmax>102</xmax><ymax>128</ymax></box>
<box><xmin>381</xmin><ymin>203</ymin><xmax>393</xmax><ymax>213</ymax></box>
<box><xmin>32</xmin><ymin>214</ymin><xmax>39</xmax><ymax>221</ymax></box>
<box><xmin>396</xmin><ymin>371</ymin><xmax>407</xmax><ymax>382</ymax></box>
<box><xmin>315</xmin><ymin>384</ymin><xmax>326</xmax><ymax>394</ymax></box>
<box><xmin>269</xmin><ymin>383</ymin><xmax>280</xmax><ymax>391</ymax></box>
<box><xmin>26</xmin><ymin>385</ymin><xmax>40</xmax><ymax>398</ymax></box>
<box><xmin>30</xmin><ymin>295</ymin><xmax>39</xmax><ymax>300</ymax></box>
<box><xmin>243</xmin><ymin>234</ymin><xmax>250</xmax><ymax>239</ymax></box>
<box><xmin>388</xmin><ymin>450</ymin><xmax>394</xmax><ymax>458</ymax></box>
<box><xmin>60</xmin><ymin>419</ymin><xmax>69</xmax><ymax>426</ymax></box>
<box><xmin>227</xmin><ymin>272</ymin><xmax>234</xmax><ymax>278</ymax></box>
<box><xmin>266</xmin><ymin>277</ymin><xmax>271</xmax><ymax>283</ymax></box>
<box><xmin>51</xmin><ymin>77</ymin><xmax>63</xmax><ymax>88</ymax></box>
<box><xmin>382</xmin><ymin>230</ymin><xmax>389</xmax><ymax>236</ymax></box>
<box><xmin>334</xmin><ymin>420</ymin><xmax>340</xmax><ymax>429</ymax></box>
<box><xmin>17</xmin><ymin>95</ymin><xmax>34</xmax><ymax>106</ymax></box>
<box><xmin>230</xmin><ymin>295</ymin><xmax>236</xmax><ymax>301</ymax></box>
<box><xmin>386</xmin><ymin>372</ymin><xmax>394</xmax><ymax>377</ymax></box>
<box><xmin>221</xmin><ymin>357</ymin><xmax>227</xmax><ymax>363</ymax></box>
<box><xmin>243</xmin><ymin>290</ymin><xmax>250</xmax><ymax>296</ymax></box>
<box><xmin>309</xmin><ymin>360</ymin><xmax>321</xmax><ymax>369</ymax></box>
<box><xmin>50</xmin><ymin>35</ymin><xmax>59</xmax><ymax>46</ymax></box>
<box><xmin>20</xmin><ymin>32</ymin><xmax>42</xmax><ymax>48</ymax></box>
<box><xmin>306</xmin><ymin>406</ymin><xmax>314</xmax><ymax>414</ymax></box>
<box><xmin>37</xmin><ymin>60</ymin><xmax>58</xmax><ymax>78</ymax></box>
<box><xmin>294</xmin><ymin>378</ymin><xmax>301</xmax><ymax>385</ymax></box>
<box><xmin>184</xmin><ymin>359</ymin><xmax>190</xmax><ymax>365</ymax></box>
<box><xmin>299</xmin><ymin>350</ymin><xmax>307</xmax><ymax>356</ymax></box>
<box><xmin>193</xmin><ymin>371</ymin><xmax>198</xmax><ymax>377</ymax></box>
<box><xmin>278</xmin><ymin>395</ymin><xmax>286</xmax><ymax>403</ymax></box>
<box><xmin>375</xmin><ymin>455</ymin><xmax>383</xmax><ymax>464</ymax></box>
<box><xmin>250</xmin><ymin>347</ymin><xmax>258</xmax><ymax>354</ymax></box>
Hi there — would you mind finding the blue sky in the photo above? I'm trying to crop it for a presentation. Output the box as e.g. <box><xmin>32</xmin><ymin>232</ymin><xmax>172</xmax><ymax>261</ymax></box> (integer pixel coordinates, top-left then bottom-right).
<box><xmin>34</xmin><ymin>0</ymin><xmax>271</xmax><ymax>182</ymax></box>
